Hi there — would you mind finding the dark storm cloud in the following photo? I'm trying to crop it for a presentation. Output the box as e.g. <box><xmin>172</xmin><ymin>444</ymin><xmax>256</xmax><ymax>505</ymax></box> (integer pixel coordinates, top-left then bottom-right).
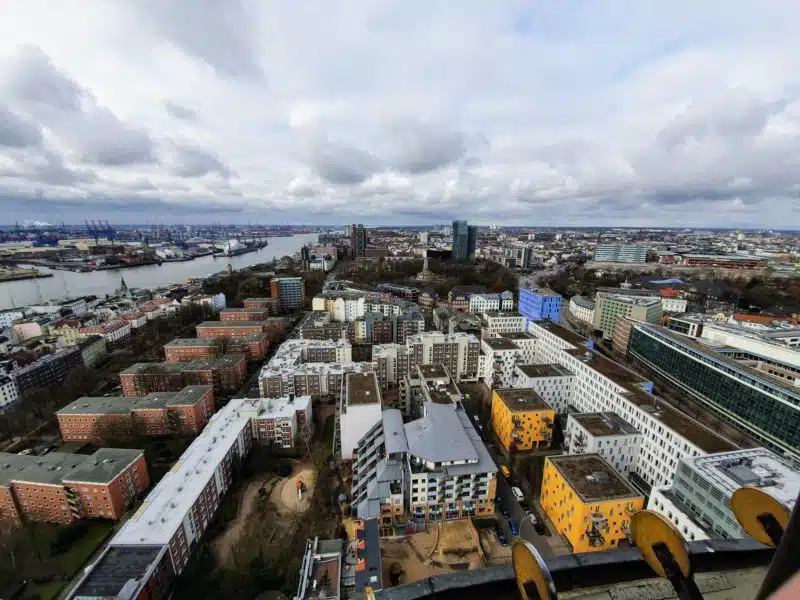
<box><xmin>164</xmin><ymin>101</ymin><xmax>197</xmax><ymax>122</ymax></box>
<box><xmin>0</xmin><ymin>103</ymin><xmax>42</xmax><ymax>148</ymax></box>
<box><xmin>2</xmin><ymin>45</ymin><xmax>155</xmax><ymax>166</ymax></box>
<box><xmin>133</xmin><ymin>0</ymin><xmax>264</xmax><ymax>80</ymax></box>
<box><xmin>171</xmin><ymin>144</ymin><xmax>233</xmax><ymax>178</ymax></box>
<box><xmin>0</xmin><ymin>148</ymin><xmax>97</xmax><ymax>186</ymax></box>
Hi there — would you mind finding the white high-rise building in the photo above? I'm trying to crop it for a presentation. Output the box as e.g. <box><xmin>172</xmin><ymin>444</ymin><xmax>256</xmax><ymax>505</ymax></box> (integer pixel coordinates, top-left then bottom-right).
<box><xmin>526</xmin><ymin>320</ymin><xmax>737</xmax><ymax>490</ymax></box>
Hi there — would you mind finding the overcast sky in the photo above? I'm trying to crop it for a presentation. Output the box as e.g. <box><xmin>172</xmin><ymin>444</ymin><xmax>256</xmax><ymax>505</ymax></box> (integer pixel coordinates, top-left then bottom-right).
<box><xmin>0</xmin><ymin>1</ymin><xmax>799</xmax><ymax>227</ymax></box>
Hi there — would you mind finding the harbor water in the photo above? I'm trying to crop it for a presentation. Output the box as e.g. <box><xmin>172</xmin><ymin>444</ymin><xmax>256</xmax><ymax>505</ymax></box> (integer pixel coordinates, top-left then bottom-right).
<box><xmin>0</xmin><ymin>233</ymin><xmax>319</xmax><ymax>310</ymax></box>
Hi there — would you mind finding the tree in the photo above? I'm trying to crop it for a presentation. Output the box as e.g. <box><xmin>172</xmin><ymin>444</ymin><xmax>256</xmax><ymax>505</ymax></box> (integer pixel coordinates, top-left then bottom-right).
<box><xmin>91</xmin><ymin>415</ymin><xmax>147</xmax><ymax>447</ymax></box>
<box><xmin>296</xmin><ymin>423</ymin><xmax>315</xmax><ymax>457</ymax></box>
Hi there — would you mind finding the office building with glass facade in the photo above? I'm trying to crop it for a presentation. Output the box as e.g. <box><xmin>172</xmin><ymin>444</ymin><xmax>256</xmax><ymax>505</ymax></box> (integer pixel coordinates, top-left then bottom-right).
<box><xmin>627</xmin><ymin>323</ymin><xmax>800</xmax><ymax>459</ymax></box>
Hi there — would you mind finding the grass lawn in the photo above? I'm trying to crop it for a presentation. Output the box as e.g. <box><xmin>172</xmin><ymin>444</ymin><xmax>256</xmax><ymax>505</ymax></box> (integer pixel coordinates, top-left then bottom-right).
<box><xmin>58</xmin><ymin>521</ymin><xmax>114</xmax><ymax>577</ymax></box>
<box><xmin>19</xmin><ymin>582</ymin><xmax>64</xmax><ymax>600</ymax></box>
<box><xmin>322</xmin><ymin>414</ymin><xmax>335</xmax><ymax>447</ymax></box>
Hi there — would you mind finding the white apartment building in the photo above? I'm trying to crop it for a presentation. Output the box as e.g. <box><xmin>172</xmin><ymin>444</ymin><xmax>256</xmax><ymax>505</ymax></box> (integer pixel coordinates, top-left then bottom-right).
<box><xmin>340</xmin><ymin>373</ymin><xmax>383</xmax><ymax>460</ymax></box>
<box><xmin>526</xmin><ymin>320</ymin><xmax>737</xmax><ymax>491</ymax></box>
<box><xmin>468</xmin><ymin>292</ymin><xmax>514</xmax><ymax>314</ymax></box>
<box><xmin>182</xmin><ymin>293</ymin><xmax>226</xmax><ymax>313</ymax></box>
<box><xmin>481</xmin><ymin>312</ymin><xmax>525</xmax><ymax>336</ymax></box>
<box><xmin>480</xmin><ymin>332</ymin><xmax>537</xmax><ymax>389</ymax></box>
<box><xmin>512</xmin><ymin>364</ymin><xmax>575</xmax><ymax>413</ymax></box>
<box><xmin>661</xmin><ymin>297</ymin><xmax>688</xmax><ymax>313</ymax></box>
<box><xmin>648</xmin><ymin>448</ymin><xmax>800</xmax><ymax>542</ymax></box>
<box><xmin>239</xmin><ymin>394</ymin><xmax>313</xmax><ymax>448</ymax></box>
<box><xmin>564</xmin><ymin>412</ymin><xmax>642</xmax><ymax>476</ymax></box>
<box><xmin>351</xmin><ymin>399</ymin><xmax>497</xmax><ymax>525</ymax></box>
<box><xmin>569</xmin><ymin>296</ymin><xmax>595</xmax><ymax>324</ymax></box>
<box><xmin>111</xmin><ymin>399</ymin><xmax>253</xmax><ymax>575</ymax></box>
<box><xmin>700</xmin><ymin>322</ymin><xmax>800</xmax><ymax>367</ymax></box>
<box><xmin>0</xmin><ymin>376</ymin><xmax>20</xmax><ymax>410</ymax></box>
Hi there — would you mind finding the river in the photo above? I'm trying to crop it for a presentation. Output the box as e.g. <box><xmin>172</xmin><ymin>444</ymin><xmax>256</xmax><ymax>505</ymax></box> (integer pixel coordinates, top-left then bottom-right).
<box><xmin>0</xmin><ymin>233</ymin><xmax>319</xmax><ymax>310</ymax></box>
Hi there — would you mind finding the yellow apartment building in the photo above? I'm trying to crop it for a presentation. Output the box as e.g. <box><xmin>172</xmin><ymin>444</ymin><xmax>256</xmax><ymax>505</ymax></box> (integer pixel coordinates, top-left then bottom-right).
<box><xmin>540</xmin><ymin>454</ymin><xmax>644</xmax><ymax>553</ymax></box>
<box><xmin>491</xmin><ymin>388</ymin><xmax>556</xmax><ymax>452</ymax></box>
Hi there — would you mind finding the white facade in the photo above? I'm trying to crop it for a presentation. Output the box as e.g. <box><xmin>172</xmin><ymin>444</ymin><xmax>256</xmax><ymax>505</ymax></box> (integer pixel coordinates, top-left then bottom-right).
<box><xmin>239</xmin><ymin>395</ymin><xmax>313</xmax><ymax>448</ymax></box>
<box><xmin>564</xmin><ymin>412</ymin><xmax>642</xmax><ymax>476</ymax></box>
<box><xmin>661</xmin><ymin>297</ymin><xmax>688</xmax><ymax>313</ymax></box>
<box><xmin>80</xmin><ymin>336</ymin><xmax>108</xmax><ymax>369</ymax></box>
<box><xmin>481</xmin><ymin>312</ymin><xmax>525</xmax><ymax>336</ymax></box>
<box><xmin>103</xmin><ymin>321</ymin><xmax>132</xmax><ymax>344</ymax></box>
<box><xmin>649</xmin><ymin>448</ymin><xmax>800</xmax><ymax>542</ymax></box>
<box><xmin>569</xmin><ymin>297</ymin><xmax>595</xmax><ymax>324</ymax></box>
<box><xmin>512</xmin><ymin>364</ymin><xmax>575</xmax><ymax>413</ymax></box>
<box><xmin>112</xmin><ymin>399</ymin><xmax>253</xmax><ymax>575</ymax></box>
<box><xmin>648</xmin><ymin>486</ymin><xmax>708</xmax><ymax>542</ymax></box>
<box><xmin>701</xmin><ymin>322</ymin><xmax>800</xmax><ymax>368</ymax></box>
<box><xmin>526</xmin><ymin>321</ymin><xmax>736</xmax><ymax>491</ymax></box>
<box><xmin>340</xmin><ymin>374</ymin><xmax>383</xmax><ymax>460</ymax></box>
<box><xmin>468</xmin><ymin>292</ymin><xmax>514</xmax><ymax>314</ymax></box>
<box><xmin>0</xmin><ymin>377</ymin><xmax>20</xmax><ymax>410</ymax></box>
<box><xmin>310</xmin><ymin>257</ymin><xmax>335</xmax><ymax>271</ymax></box>
<box><xmin>123</xmin><ymin>314</ymin><xmax>148</xmax><ymax>329</ymax></box>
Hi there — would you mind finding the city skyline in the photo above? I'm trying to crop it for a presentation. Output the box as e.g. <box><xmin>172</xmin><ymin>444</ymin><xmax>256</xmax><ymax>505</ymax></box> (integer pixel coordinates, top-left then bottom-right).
<box><xmin>1</xmin><ymin>2</ymin><xmax>799</xmax><ymax>227</ymax></box>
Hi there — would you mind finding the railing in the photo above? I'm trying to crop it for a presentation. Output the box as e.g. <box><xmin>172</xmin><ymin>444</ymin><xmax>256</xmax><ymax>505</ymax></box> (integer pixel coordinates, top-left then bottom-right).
<box><xmin>372</xmin><ymin>538</ymin><xmax>774</xmax><ymax>600</ymax></box>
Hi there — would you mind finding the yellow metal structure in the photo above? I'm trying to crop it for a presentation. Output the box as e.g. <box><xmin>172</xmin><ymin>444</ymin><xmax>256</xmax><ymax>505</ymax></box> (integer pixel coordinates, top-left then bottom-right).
<box><xmin>731</xmin><ymin>487</ymin><xmax>790</xmax><ymax>547</ymax></box>
<box><xmin>513</xmin><ymin>540</ymin><xmax>557</xmax><ymax>600</ymax></box>
<box><xmin>631</xmin><ymin>510</ymin><xmax>691</xmax><ymax>579</ymax></box>
<box><xmin>491</xmin><ymin>388</ymin><xmax>556</xmax><ymax>453</ymax></box>
<box><xmin>539</xmin><ymin>456</ymin><xmax>644</xmax><ymax>553</ymax></box>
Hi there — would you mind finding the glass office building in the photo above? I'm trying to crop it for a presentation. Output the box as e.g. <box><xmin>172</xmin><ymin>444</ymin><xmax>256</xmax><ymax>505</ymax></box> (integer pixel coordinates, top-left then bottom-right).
<box><xmin>628</xmin><ymin>324</ymin><xmax>800</xmax><ymax>458</ymax></box>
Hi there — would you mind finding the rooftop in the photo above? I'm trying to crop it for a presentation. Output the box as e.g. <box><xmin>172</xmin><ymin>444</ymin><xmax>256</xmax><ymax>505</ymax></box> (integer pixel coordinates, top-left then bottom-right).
<box><xmin>571</xmin><ymin>296</ymin><xmax>595</xmax><ymax>309</ymax></box>
<box><xmin>598</xmin><ymin>294</ymin><xmax>662</xmax><ymax>307</ymax></box>
<box><xmin>219</xmin><ymin>308</ymin><xmax>268</xmax><ymax>313</ymax></box>
<box><xmin>197</xmin><ymin>319</ymin><xmax>271</xmax><ymax>328</ymax></box>
<box><xmin>113</xmin><ymin>399</ymin><xmax>252</xmax><ymax>546</ymax></box>
<box><xmin>482</xmin><ymin>337</ymin><xmax>519</xmax><ymax>351</ymax></box>
<box><xmin>528</xmin><ymin>288</ymin><xmax>561</xmax><ymax>297</ymax></box>
<box><xmin>499</xmin><ymin>331</ymin><xmax>535</xmax><ymax>341</ymax></box>
<box><xmin>565</xmin><ymin>347</ymin><xmax>736</xmax><ymax>453</ymax></box>
<box><xmin>418</xmin><ymin>364</ymin><xmax>450</xmax><ymax>380</ymax></box>
<box><xmin>570</xmin><ymin>412</ymin><xmax>640</xmax><ymax>437</ymax></box>
<box><xmin>494</xmin><ymin>388</ymin><xmax>553</xmax><ymax>412</ymax></box>
<box><xmin>0</xmin><ymin>448</ymin><xmax>143</xmax><ymax>487</ymax></box>
<box><xmin>58</xmin><ymin>385</ymin><xmax>212</xmax><ymax>416</ymax></box>
<box><xmin>346</xmin><ymin>372</ymin><xmax>380</xmax><ymax>406</ymax></box>
<box><xmin>121</xmin><ymin>355</ymin><xmax>245</xmax><ymax>375</ymax></box>
<box><xmin>70</xmin><ymin>545</ymin><xmax>165</xmax><ymax>599</ymax></box>
<box><xmin>532</xmin><ymin>319</ymin><xmax>589</xmax><ymax>348</ymax></box>
<box><xmin>547</xmin><ymin>454</ymin><xmax>642</xmax><ymax>503</ymax></box>
<box><xmin>516</xmin><ymin>363</ymin><xmax>574</xmax><ymax>379</ymax></box>
<box><xmin>684</xmin><ymin>448</ymin><xmax>800</xmax><ymax>509</ymax></box>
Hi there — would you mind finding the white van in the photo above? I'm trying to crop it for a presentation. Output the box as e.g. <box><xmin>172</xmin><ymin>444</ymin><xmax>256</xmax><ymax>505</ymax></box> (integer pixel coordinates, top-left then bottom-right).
<box><xmin>511</xmin><ymin>486</ymin><xmax>524</xmax><ymax>503</ymax></box>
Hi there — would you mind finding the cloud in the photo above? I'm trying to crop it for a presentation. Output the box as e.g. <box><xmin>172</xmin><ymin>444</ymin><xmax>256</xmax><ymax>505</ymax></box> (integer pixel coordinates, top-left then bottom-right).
<box><xmin>0</xmin><ymin>103</ymin><xmax>42</xmax><ymax>148</ymax></box>
<box><xmin>164</xmin><ymin>101</ymin><xmax>197</xmax><ymax>122</ymax></box>
<box><xmin>1</xmin><ymin>45</ymin><xmax>155</xmax><ymax>166</ymax></box>
<box><xmin>129</xmin><ymin>0</ymin><xmax>264</xmax><ymax>80</ymax></box>
<box><xmin>169</xmin><ymin>143</ymin><xmax>233</xmax><ymax>178</ymax></box>
<box><xmin>0</xmin><ymin>2</ymin><xmax>799</xmax><ymax>225</ymax></box>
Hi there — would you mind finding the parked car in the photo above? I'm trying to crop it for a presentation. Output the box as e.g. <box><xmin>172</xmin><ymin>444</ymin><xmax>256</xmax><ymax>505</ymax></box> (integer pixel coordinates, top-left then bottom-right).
<box><xmin>508</xmin><ymin>519</ymin><xmax>519</xmax><ymax>537</ymax></box>
<box><xmin>511</xmin><ymin>486</ymin><xmax>525</xmax><ymax>503</ymax></box>
<box><xmin>499</xmin><ymin>465</ymin><xmax>511</xmax><ymax>479</ymax></box>
<box><xmin>496</xmin><ymin>526</ymin><xmax>508</xmax><ymax>546</ymax></box>
<box><xmin>472</xmin><ymin>414</ymin><xmax>480</xmax><ymax>424</ymax></box>
<box><xmin>525</xmin><ymin>510</ymin><xmax>538</xmax><ymax>525</ymax></box>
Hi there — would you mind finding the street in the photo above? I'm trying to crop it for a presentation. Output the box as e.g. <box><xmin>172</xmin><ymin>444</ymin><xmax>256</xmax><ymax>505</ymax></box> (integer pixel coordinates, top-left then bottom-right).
<box><xmin>459</xmin><ymin>391</ymin><xmax>554</xmax><ymax>558</ymax></box>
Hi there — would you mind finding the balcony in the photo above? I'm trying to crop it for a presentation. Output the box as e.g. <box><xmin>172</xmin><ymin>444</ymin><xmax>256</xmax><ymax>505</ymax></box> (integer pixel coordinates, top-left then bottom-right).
<box><xmin>625</xmin><ymin>502</ymin><xmax>637</xmax><ymax>516</ymax></box>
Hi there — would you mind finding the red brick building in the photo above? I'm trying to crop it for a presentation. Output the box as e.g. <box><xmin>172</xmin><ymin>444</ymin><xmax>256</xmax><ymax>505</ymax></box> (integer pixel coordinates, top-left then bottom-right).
<box><xmin>164</xmin><ymin>336</ymin><xmax>269</xmax><ymax>362</ymax></box>
<box><xmin>57</xmin><ymin>385</ymin><xmax>215</xmax><ymax>443</ymax></box>
<box><xmin>196</xmin><ymin>319</ymin><xmax>284</xmax><ymax>343</ymax></box>
<box><xmin>0</xmin><ymin>448</ymin><xmax>149</xmax><ymax>524</ymax></box>
<box><xmin>243</xmin><ymin>297</ymin><xmax>280</xmax><ymax>315</ymax></box>
<box><xmin>120</xmin><ymin>355</ymin><xmax>247</xmax><ymax>397</ymax></box>
<box><xmin>219</xmin><ymin>308</ymin><xmax>270</xmax><ymax>321</ymax></box>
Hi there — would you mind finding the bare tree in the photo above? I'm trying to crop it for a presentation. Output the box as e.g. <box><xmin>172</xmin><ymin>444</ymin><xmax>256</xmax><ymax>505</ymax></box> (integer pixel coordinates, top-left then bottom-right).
<box><xmin>296</xmin><ymin>422</ymin><xmax>315</xmax><ymax>457</ymax></box>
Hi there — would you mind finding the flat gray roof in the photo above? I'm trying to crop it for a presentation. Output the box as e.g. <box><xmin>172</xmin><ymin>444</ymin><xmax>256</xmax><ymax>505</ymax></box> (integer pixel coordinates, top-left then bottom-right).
<box><xmin>58</xmin><ymin>386</ymin><xmax>212</xmax><ymax>416</ymax></box>
<box><xmin>0</xmin><ymin>448</ymin><xmax>143</xmax><ymax>486</ymax></box>
<box><xmin>570</xmin><ymin>412</ymin><xmax>640</xmax><ymax>437</ymax></box>
<box><xmin>483</xmin><ymin>337</ymin><xmax>519</xmax><ymax>351</ymax></box>
<box><xmin>516</xmin><ymin>363</ymin><xmax>574</xmax><ymax>378</ymax></box>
